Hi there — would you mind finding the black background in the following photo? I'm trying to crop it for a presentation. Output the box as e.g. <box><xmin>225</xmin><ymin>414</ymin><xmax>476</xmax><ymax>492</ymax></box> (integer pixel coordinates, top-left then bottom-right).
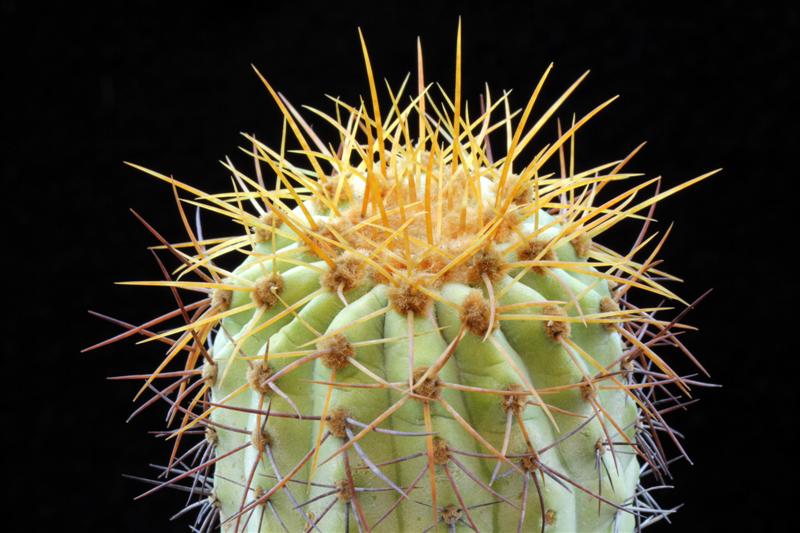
<box><xmin>6</xmin><ymin>1</ymin><xmax>797</xmax><ymax>531</ymax></box>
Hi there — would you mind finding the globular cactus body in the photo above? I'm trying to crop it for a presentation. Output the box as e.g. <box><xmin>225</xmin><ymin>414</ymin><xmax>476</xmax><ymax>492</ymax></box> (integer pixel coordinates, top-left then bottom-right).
<box><xmin>101</xmin><ymin>28</ymin><xmax>716</xmax><ymax>533</ymax></box>
<box><xmin>209</xmin><ymin>193</ymin><xmax>637</xmax><ymax>532</ymax></box>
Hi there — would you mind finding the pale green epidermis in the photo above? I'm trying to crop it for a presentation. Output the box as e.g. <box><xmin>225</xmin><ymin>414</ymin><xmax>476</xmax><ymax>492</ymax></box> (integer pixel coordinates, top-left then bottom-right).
<box><xmin>208</xmin><ymin>206</ymin><xmax>638</xmax><ymax>532</ymax></box>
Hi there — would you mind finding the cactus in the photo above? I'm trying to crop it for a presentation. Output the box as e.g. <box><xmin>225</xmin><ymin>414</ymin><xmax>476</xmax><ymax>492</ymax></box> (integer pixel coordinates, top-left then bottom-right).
<box><xmin>92</xmin><ymin>26</ymin><xmax>717</xmax><ymax>533</ymax></box>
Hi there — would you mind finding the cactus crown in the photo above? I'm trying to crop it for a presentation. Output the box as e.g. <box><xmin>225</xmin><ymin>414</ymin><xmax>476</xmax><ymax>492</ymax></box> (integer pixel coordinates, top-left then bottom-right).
<box><xmin>94</xmin><ymin>24</ymin><xmax>717</xmax><ymax>533</ymax></box>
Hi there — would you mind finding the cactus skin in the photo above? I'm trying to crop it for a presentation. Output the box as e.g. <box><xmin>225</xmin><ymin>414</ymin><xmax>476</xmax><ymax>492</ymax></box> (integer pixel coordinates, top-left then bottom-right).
<box><xmin>99</xmin><ymin>27</ymin><xmax>717</xmax><ymax>533</ymax></box>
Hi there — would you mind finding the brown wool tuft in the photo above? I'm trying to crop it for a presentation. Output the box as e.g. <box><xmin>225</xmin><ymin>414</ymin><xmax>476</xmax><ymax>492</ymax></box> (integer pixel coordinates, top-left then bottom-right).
<box><xmin>502</xmin><ymin>384</ymin><xmax>529</xmax><ymax>415</ymax></box>
<box><xmin>432</xmin><ymin>437</ymin><xmax>450</xmax><ymax>465</ymax></box>
<box><xmin>512</xmin><ymin>185</ymin><xmax>533</xmax><ymax>205</ymax></box>
<box><xmin>329</xmin><ymin>215</ymin><xmax>356</xmax><ymax>238</ymax></box>
<box><xmin>487</xmin><ymin>207</ymin><xmax>521</xmax><ymax>243</ymax></box>
<box><xmin>466</xmin><ymin>246</ymin><xmax>506</xmax><ymax>285</ymax></box>
<box><xmin>389</xmin><ymin>283</ymin><xmax>431</xmax><ymax>315</ymax></box>
<box><xmin>208</xmin><ymin>492</ymin><xmax>220</xmax><ymax>509</ymax></box>
<box><xmin>368</xmin><ymin>252</ymin><xmax>393</xmax><ymax>285</ymax></box>
<box><xmin>500</xmin><ymin>174</ymin><xmax>533</xmax><ymax>205</ymax></box>
<box><xmin>573</xmin><ymin>232</ymin><xmax>592</xmax><ymax>258</ymax></box>
<box><xmin>201</xmin><ymin>362</ymin><xmax>217</xmax><ymax>386</ymax></box>
<box><xmin>246</xmin><ymin>361</ymin><xmax>273</xmax><ymax>395</ymax></box>
<box><xmin>543</xmin><ymin>304</ymin><xmax>571</xmax><ymax>340</ymax></box>
<box><xmin>520</xmin><ymin>454</ymin><xmax>539</xmax><ymax>474</ymax></box>
<box><xmin>545</xmin><ymin>509</ymin><xmax>557</xmax><ymax>525</ymax></box>
<box><xmin>254</xmin><ymin>213</ymin><xmax>277</xmax><ymax>243</ymax></box>
<box><xmin>518</xmin><ymin>238</ymin><xmax>557</xmax><ymax>273</ymax></box>
<box><xmin>435</xmin><ymin>239</ymin><xmax>470</xmax><ymax>284</ymax></box>
<box><xmin>326</xmin><ymin>408</ymin><xmax>349</xmax><ymax>439</ymax></box>
<box><xmin>581</xmin><ymin>380</ymin><xmax>597</xmax><ymax>402</ymax></box>
<box><xmin>305</xmin><ymin>512</ymin><xmax>316</xmax><ymax>530</ymax></box>
<box><xmin>460</xmin><ymin>290</ymin><xmax>496</xmax><ymax>337</ymax></box>
<box><xmin>599</xmin><ymin>296</ymin><xmax>620</xmax><ymax>330</ymax></box>
<box><xmin>335</xmin><ymin>479</ymin><xmax>354</xmax><ymax>502</ymax></box>
<box><xmin>595</xmin><ymin>438</ymin><xmax>607</xmax><ymax>455</ymax></box>
<box><xmin>252</xmin><ymin>273</ymin><xmax>284</xmax><ymax>309</ymax></box>
<box><xmin>308</xmin><ymin>221</ymin><xmax>344</xmax><ymax>259</ymax></box>
<box><xmin>441</xmin><ymin>505</ymin><xmax>462</xmax><ymax>525</ymax></box>
<box><xmin>250</xmin><ymin>426</ymin><xmax>272</xmax><ymax>451</ymax></box>
<box><xmin>211</xmin><ymin>287</ymin><xmax>233</xmax><ymax>311</ymax></box>
<box><xmin>621</xmin><ymin>354</ymin><xmax>635</xmax><ymax>374</ymax></box>
<box><xmin>321</xmin><ymin>252</ymin><xmax>366</xmax><ymax>293</ymax></box>
<box><xmin>320</xmin><ymin>177</ymin><xmax>347</xmax><ymax>205</ymax></box>
<box><xmin>318</xmin><ymin>334</ymin><xmax>354</xmax><ymax>371</ymax></box>
<box><xmin>417</xmin><ymin>254</ymin><xmax>450</xmax><ymax>281</ymax></box>
<box><xmin>204</xmin><ymin>426</ymin><xmax>218</xmax><ymax>446</ymax></box>
<box><xmin>412</xmin><ymin>367</ymin><xmax>441</xmax><ymax>400</ymax></box>
<box><xmin>252</xmin><ymin>487</ymin><xmax>266</xmax><ymax>507</ymax></box>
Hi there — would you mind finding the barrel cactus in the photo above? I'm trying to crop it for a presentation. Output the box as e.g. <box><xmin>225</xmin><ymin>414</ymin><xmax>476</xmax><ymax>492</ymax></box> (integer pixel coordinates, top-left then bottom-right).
<box><xmin>92</xmin><ymin>25</ymin><xmax>716</xmax><ymax>532</ymax></box>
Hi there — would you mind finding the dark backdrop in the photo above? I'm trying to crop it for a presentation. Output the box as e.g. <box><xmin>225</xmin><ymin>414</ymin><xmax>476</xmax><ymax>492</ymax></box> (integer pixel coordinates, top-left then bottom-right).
<box><xmin>7</xmin><ymin>1</ymin><xmax>796</xmax><ymax>531</ymax></box>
